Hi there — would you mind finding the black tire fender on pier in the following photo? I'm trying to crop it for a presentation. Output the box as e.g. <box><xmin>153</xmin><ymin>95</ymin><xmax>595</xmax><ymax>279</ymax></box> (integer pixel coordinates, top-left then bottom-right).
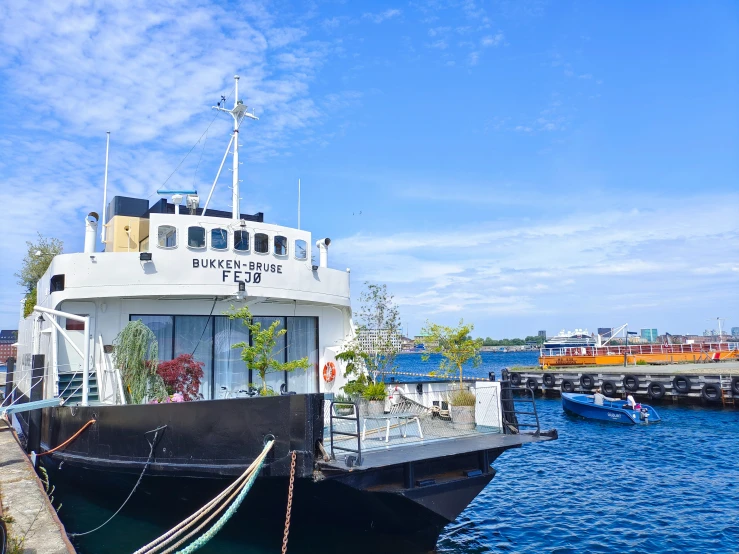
<box><xmin>526</xmin><ymin>377</ymin><xmax>539</xmax><ymax>391</ymax></box>
<box><xmin>510</xmin><ymin>373</ymin><xmax>522</xmax><ymax>387</ymax></box>
<box><xmin>561</xmin><ymin>379</ymin><xmax>575</xmax><ymax>393</ymax></box>
<box><xmin>542</xmin><ymin>373</ymin><xmax>556</xmax><ymax>388</ymax></box>
<box><xmin>701</xmin><ymin>383</ymin><xmax>721</xmax><ymax>401</ymax></box>
<box><xmin>647</xmin><ymin>382</ymin><xmax>666</xmax><ymax>400</ymax></box>
<box><xmin>672</xmin><ymin>375</ymin><xmax>692</xmax><ymax>394</ymax></box>
<box><xmin>580</xmin><ymin>374</ymin><xmax>595</xmax><ymax>390</ymax></box>
<box><xmin>601</xmin><ymin>380</ymin><xmax>617</xmax><ymax>396</ymax></box>
<box><xmin>731</xmin><ymin>377</ymin><xmax>739</xmax><ymax>396</ymax></box>
<box><xmin>623</xmin><ymin>375</ymin><xmax>640</xmax><ymax>392</ymax></box>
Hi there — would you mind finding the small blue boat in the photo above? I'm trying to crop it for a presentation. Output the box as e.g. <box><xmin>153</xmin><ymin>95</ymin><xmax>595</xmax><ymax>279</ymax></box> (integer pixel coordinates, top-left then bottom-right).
<box><xmin>562</xmin><ymin>393</ymin><xmax>661</xmax><ymax>424</ymax></box>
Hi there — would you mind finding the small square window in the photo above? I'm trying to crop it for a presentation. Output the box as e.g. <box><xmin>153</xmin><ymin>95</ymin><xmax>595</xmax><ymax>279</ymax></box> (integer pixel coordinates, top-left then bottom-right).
<box><xmin>234</xmin><ymin>230</ymin><xmax>250</xmax><ymax>251</ymax></box>
<box><xmin>255</xmin><ymin>233</ymin><xmax>269</xmax><ymax>254</ymax></box>
<box><xmin>188</xmin><ymin>226</ymin><xmax>206</xmax><ymax>248</ymax></box>
<box><xmin>211</xmin><ymin>228</ymin><xmax>228</xmax><ymax>250</ymax></box>
<box><xmin>66</xmin><ymin>316</ymin><xmax>87</xmax><ymax>331</ymax></box>
<box><xmin>158</xmin><ymin>225</ymin><xmax>177</xmax><ymax>248</ymax></box>
<box><xmin>274</xmin><ymin>235</ymin><xmax>288</xmax><ymax>256</ymax></box>
<box><xmin>295</xmin><ymin>240</ymin><xmax>307</xmax><ymax>260</ymax></box>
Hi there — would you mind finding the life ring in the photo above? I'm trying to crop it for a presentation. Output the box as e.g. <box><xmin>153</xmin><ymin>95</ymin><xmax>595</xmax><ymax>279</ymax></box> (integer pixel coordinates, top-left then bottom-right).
<box><xmin>561</xmin><ymin>379</ymin><xmax>575</xmax><ymax>393</ymax></box>
<box><xmin>731</xmin><ymin>377</ymin><xmax>739</xmax><ymax>396</ymax></box>
<box><xmin>542</xmin><ymin>374</ymin><xmax>556</xmax><ymax>388</ymax></box>
<box><xmin>322</xmin><ymin>362</ymin><xmax>336</xmax><ymax>383</ymax></box>
<box><xmin>526</xmin><ymin>378</ymin><xmax>539</xmax><ymax>391</ymax></box>
<box><xmin>601</xmin><ymin>380</ymin><xmax>617</xmax><ymax>396</ymax></box>
<box><xmin>580</xmin><ymin>374</ymin><xmax>595</xmax><ymax>390</ymax></box>
<box><xmin>701</xmin><ymin>383</ymin><xmax>721</xmax><ymax>401</ymax></box>
<box><xmin>672</xmin><ymin>375</ymin><xmax>692</xmax><ymax>394</ymax></box>
<box><xmin>510</xmin><ymin>373</ymin><xmax>522</xmax><ymax>387</ymax></box>
<box><xmin>623</xmin><ymin>375</ymin><xmax>640</xmax><ymax>392</ymax></box>
<box><xmin>647</xmin><ymin>382</ymin><xmax>665</xmax><ymax>400</ymax></box>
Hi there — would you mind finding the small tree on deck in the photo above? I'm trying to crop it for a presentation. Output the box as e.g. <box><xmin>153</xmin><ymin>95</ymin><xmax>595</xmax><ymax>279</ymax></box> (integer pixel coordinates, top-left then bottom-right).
<box><xmin>226</xmin><ymin>306</ymin><xmax>310</xmax><ymax>396</ymax></box>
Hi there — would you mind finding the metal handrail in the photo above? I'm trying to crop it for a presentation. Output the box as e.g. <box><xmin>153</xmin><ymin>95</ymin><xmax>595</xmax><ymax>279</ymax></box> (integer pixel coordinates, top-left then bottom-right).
<box><xmin>329</xmin><ymin>401</ymin><xmax>362</xmax><ymax>466</ymax></box>
<box><xmin>500</xmin><ymin>381</ymin><xmax>540</xmax><ymax>436</ymax></box>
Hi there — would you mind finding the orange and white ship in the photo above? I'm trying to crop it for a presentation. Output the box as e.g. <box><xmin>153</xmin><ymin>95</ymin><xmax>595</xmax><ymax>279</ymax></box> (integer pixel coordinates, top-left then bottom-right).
<box><xmin>539</xmin><ymin>325</ymin><xmax>739</xmax><ymax>367</ymax></box>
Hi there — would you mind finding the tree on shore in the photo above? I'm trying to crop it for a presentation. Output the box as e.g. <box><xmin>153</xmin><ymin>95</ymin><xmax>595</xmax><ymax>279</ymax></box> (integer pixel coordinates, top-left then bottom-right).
<box><xmin>16</xmin><ymin>233</ymin><xmax>64</xmax><ymax>317</ymax></box>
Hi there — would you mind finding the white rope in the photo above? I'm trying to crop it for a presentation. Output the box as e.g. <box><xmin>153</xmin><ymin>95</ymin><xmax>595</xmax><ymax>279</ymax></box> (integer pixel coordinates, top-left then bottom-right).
<box><xmin>134</xmin><ymin>440</ymin><xmax>275</xmax><ymax>554</ymax></box>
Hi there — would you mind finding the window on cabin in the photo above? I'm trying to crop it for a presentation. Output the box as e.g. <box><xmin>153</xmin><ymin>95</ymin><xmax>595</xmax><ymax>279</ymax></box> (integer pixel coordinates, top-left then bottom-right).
<box><xmin>158</xmin><ymin>225</ymin><xmax>177</xmax><ymax>248</ymax></box>
<box><xmin>274</xmin><ymin>235</ymin><xmax>288</xmax><ymax>256</ymax></box>
<box><xmin>66</xmin><ymin>316</ymin><xmax>87</xmax><ymax>331</ymax></box>
<box><xmin>234</xmin><ymin>230</ymin><xmax>249</xmax><ymax>251</ymax></box>
<box><xmin>211</xmin><ymin>228</ymin><xmax>228</xmax><ymax>250</ymax></box>
<box><xmin>295</xmin><ymin>240</ymin><xmax>307</xmax><ymax>260</ymax></box>
<box><xmin>188</xmin><ymin>226</ymin><xmax>206</xmax><ymax>248</ymax></box>
<box><xmin>255</xmin><ymin>233</ymin><xmax>269</xmax><ymax>254</ymax></box>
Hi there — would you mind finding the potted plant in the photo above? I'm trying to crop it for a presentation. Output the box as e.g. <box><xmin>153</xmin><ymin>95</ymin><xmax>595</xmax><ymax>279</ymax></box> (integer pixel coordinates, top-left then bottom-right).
<box><xmin>418</xmin><ymin>319</ymin><xmax>483</xmax><ymax>430</ymax></box>
<box><xmin>112</xmin><ymin>320</ymin><xmax>167</xmax><ymax>404</ymax></box>
<box><xmin>362</xmin><ymin>381</ymin><xmax>388</xmax><ymax>417</ymax></box>
<box><xmin>226</xmin><ymin>306</ymin><xmax>310</xmax><ymax>397</ymax></box>
<box><xmin>332</xmin><ymin>394</ymin><xmax>356</xmax><ymax>417</ymax></box>
<box><xmin>156</xmin><ymin>354</ymin><xmax>205</xmax><ymax>401</ymax></box>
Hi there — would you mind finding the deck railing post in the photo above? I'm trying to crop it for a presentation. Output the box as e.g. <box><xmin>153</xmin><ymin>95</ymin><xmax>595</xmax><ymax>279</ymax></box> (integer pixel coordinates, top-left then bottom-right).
<box><xmin>3</xmin><ymin>357</ymin><xmax>14</xmax><ymax>404</ymax></box>
<box><xmin>27</xmin><ymin>354</ymin><xmax>45</xmax><ymax>455</ymax></box>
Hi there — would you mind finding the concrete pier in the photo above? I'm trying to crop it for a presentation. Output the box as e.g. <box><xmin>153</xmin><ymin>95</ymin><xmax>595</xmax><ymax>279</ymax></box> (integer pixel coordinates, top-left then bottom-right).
<box><xmin>510</xmin><ymin>361</ymin><xmax>739</xmax><ymax>405</ymax></box>
<box><xmin>0</xmin><ymin>419</ymin><xmax>75</xmax><ymax>554</ymax></box>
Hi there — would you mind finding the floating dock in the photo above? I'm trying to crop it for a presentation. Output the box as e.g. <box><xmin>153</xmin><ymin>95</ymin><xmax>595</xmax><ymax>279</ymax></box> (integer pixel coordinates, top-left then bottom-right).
<box><xmin>509</xmin><ymin>361</ymin><xmax>739</xmax><ymax>406</ymax></box>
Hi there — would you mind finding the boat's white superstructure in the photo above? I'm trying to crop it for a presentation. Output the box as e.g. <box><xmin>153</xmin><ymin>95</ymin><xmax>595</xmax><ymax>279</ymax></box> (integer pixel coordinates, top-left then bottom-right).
<box><xmin>13</xmin><ymin>76</ymin><xmax>355</xmax><ymax>405</ymax></box>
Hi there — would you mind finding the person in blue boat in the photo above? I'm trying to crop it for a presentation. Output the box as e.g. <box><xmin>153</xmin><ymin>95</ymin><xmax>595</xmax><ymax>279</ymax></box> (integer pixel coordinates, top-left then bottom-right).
<box><xmin>592</xmin><ymin>388</ymin><xmax>618</xmax><ymax>406</ymax></box>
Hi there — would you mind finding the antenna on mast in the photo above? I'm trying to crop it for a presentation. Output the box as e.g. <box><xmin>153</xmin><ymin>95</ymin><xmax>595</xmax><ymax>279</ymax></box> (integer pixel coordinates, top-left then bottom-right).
<box><xmin>213</xmin><ymin>75</ymin><xmax>258</xmax><ymax>220</ymax></box>
<box><xmin>298</xmin><ymin>178</ymin><xmax>301</xmax><ymax>230</ymax></box>
<box><xmin>101</xmin><ymin>132</ymin><xmax>111</xmax><ymax>245</ymax></box>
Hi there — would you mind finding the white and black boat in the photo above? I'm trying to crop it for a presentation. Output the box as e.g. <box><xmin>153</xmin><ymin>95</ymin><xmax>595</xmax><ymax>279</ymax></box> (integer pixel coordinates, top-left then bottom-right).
<box><xmin>3</xmin><ymin>76</ymin><xmax>556</xmax><ymax>552</ymax></box>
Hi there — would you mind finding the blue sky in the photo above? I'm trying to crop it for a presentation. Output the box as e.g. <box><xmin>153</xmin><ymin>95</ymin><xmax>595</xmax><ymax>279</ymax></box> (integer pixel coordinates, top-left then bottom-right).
<box><xmin>0</xmin><ymin>0</ymin><xmax>737</xmax><ymax>338</ymax></box>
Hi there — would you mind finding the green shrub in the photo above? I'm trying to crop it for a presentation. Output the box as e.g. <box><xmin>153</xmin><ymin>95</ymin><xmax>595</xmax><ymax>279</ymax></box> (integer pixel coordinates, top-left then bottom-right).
<box><xmin>362</xmin><ymin>381</ymin><xmax>388</xmax><ymax>401</ymax></box>
<box><xmin>449</xmin><ymin>388</ymin><xmax>476</xmax><ymax>406</ymax></box>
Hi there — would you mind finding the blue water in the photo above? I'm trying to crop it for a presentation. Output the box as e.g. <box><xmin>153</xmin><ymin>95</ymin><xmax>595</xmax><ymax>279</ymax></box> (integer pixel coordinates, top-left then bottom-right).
<box><xmin>54</xmin><ymin>352</ymin><xmax>739</xmax><ymax>553</ymax></box>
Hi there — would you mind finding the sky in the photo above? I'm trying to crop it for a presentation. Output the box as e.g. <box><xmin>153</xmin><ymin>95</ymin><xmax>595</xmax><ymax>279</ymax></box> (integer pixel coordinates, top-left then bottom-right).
<box><xmin>0</xmin><ymin>0</ymin><xmax>737</xmax><ymax>338</ymax></box>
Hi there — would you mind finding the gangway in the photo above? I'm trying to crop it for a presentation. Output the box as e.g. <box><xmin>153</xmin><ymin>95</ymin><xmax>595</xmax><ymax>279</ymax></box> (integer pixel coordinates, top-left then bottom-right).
<box><xmin>1</xmin><ymin>398</ymin><xmax>63</xmax><ymax>418</ymax></box>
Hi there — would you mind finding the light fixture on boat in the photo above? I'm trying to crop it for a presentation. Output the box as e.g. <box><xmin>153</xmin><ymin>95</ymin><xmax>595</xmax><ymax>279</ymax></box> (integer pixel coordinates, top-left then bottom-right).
<box><xmin>139</xmin><ymin>252</ymin><xmax>152</xmax><ymax>262</ymax></box>
<box><xmin>236</xmin><ymin>281</ymin><xmax>246</xmax><ymax>300</ymax></box>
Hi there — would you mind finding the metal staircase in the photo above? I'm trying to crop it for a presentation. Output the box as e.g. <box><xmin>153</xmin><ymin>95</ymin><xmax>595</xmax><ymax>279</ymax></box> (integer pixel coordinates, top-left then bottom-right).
<box><xmin>58</xmin><ymin>371</ymin><xmax>99</xmax><ymax>404</ymax></box>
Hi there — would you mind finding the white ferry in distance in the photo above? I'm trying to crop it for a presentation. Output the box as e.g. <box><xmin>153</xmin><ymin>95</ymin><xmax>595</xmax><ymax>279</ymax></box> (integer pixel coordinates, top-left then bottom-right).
<box><xmin>543</xmin><ymin>329</ymin><xmax>596</xmax><ymax>349</ymax></box>
<box><xmin>3</xmin><ymin>75</ymin><xmax>556</xmax><ymax>552</ymax></box>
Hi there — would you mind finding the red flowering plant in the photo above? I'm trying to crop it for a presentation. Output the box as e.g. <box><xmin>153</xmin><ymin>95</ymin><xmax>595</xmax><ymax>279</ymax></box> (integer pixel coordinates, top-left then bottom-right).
<box><xmin>156</xmin><ymin>354</ymin><xmax>205</xmax><ymax>401</ymax></box>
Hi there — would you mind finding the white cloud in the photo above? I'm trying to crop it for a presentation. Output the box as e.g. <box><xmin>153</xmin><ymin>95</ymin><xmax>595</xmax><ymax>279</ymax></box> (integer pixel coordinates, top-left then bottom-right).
<box><xmin>363</xmin><ymin>9</ymin><xmax>402</xmax><ymax>24</ymax></box>
<box><xmin>481</xmin><ymin>32</ymin><xmax>504</xmax><ymax>47</ymax></box>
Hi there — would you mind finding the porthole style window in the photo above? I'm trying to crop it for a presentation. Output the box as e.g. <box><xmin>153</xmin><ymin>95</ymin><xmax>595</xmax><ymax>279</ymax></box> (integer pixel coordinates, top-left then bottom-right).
<box><xmin>158</xmin><ymin>225</ymin><xmax>177</xmax><ymax>248</ymax></box>
<box><xmin>274</xmin><ymin>235</ymin><xmax>288</xmax><ymax>256</ymax></box>
<box><xmin>295</xmin><ymin>240</ymin><xmax>307</xmax><ymax>260</ymax></box>
<box><xmin>234</xmin><ymin>230</ymin><xmax>250</xmax><ymax>252</ymax></box>
<box><xmin>188</xmin><ymin>226</ymin><xmax>206</xmax><ymax>249</ymax></box>
<box><xmin>255</xmin><ymin>233</ymin><xmax>269</xmax><ymax>254</ymax></box>
<box><xmin>211</xmin><ymin>228</ymin><xmax>228</xmax><ymax>250</ymax></box>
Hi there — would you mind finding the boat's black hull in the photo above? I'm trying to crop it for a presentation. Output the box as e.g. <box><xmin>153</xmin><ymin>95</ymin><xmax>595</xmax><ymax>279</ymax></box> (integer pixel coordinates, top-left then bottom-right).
<box><xmin>32</xmin><ymin>394</ymin><xmax>554</xmax><ymax>552</ymax></box>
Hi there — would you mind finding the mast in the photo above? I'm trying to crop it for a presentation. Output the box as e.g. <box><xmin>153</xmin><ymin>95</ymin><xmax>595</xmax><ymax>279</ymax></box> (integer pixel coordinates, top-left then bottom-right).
<box><xmin>101</xmin><ymin>131</ymin><xmax>110</xmax><ymax>243</ymax></box>
<box><xmin>213</xmin><ymin>75</ymin><xmax>258</xmax><ymax>221</ymax></box>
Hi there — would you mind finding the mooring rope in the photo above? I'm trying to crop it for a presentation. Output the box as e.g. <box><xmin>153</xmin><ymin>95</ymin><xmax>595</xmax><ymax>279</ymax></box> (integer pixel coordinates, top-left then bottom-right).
<box><xmin>68</xmin><ymin>425</ymin><xmax>167</xmax><ymax>537</ymax></box>
<box><xmin>134</xmin><ymin>439</ymin><xmax>275</xmax><ymax>554</ymax></box>
<box><xmin>36</xmin><ymin>419</ymin><xmax>96</xmax><ymax>457</ymax></box>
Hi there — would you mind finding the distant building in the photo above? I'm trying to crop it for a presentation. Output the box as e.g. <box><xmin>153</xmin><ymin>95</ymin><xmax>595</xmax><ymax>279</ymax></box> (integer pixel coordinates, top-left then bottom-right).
<box><xmin>0</xmin><ymin>330</ymin><xmax>18</xmax><ymax>364</ymax></box>
<box><xmin>732</xmin><ymin>327</ymin><xmax>739</xmax><ymax>338</ymax></box>
<box><xmin>597</xmin><ymin>327</ymin><xmax>613</xmax><ymax>338</ymax></box>
<box><xmin>357</xmin><ymin>329</ymin><xmax>402</xmax><ymax>353</ymax></box>
<box><xmin>537</xmin><ymin>330</ymin><xmax>546</xmax><ymax>339</ymax></box>
<box><xmin>640</xmin><ymin>328</ymin><xmax>658</xmax><ymax>343</ymax></box>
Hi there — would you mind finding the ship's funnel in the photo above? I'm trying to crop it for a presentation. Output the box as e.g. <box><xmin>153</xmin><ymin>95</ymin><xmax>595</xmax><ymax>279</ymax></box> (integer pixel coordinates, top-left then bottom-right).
<box><xmin>316</xmin><ymin>238</ymin><xmax>331</xmax><ymax>268</ymax></box>
<box><xmin>85</xmin><ymin>212</ymin><xmax>99</xmax><ymax>254</ymax></box>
